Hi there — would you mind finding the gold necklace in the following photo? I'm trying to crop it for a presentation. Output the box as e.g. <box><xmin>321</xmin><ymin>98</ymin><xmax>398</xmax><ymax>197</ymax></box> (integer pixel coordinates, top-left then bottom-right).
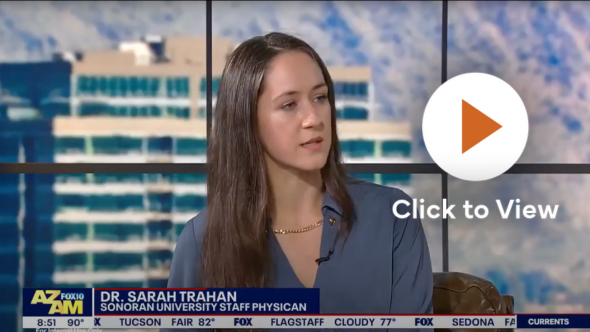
<box><xmin>272</xmin><ymin>219</ymin><xmax>323</xmax><ymax>234</ymax></box>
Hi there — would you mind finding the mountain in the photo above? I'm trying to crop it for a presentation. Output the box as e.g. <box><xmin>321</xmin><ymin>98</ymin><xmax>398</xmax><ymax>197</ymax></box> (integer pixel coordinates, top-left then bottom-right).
<box><xmin>1</xmin><ymin>0</ymin><xmax>589</xmax><ymax>307</ymax></box>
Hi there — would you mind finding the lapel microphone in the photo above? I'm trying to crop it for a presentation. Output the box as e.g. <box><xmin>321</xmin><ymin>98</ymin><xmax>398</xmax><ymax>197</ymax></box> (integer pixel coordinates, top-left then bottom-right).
<box><xmin>315</xmin><ymin>248</ymin><xmax>335</xmax><ymax>266</ymax></box>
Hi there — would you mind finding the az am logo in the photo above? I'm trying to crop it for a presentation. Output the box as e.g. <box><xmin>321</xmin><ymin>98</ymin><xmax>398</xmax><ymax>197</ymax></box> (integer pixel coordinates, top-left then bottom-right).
<box><xmin>30</xmin><ymin>290</ymin><xmax>83</xmax><ymax>315</ymax></box>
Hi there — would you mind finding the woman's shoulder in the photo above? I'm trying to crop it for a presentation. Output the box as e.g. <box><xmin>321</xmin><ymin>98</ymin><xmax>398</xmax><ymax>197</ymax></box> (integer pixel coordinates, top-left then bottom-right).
<box><xmin>167</xmin><ymin>209</ymin><xmax>208</xmax><ymax>288</ymax></box>
<box><xmin>172</xmin><ymin>209</ymin><xmax>209</xmax><ymax>264</ymax></box>
<box><xmin>343</xmin><ymin>179</ymin><xmax>421</xmax><ymax>237</ymax></box>
<box><xmin>183</xmin><ymin>208</ymin><xmax>209</xmax><ymax>246</ymax></box>
<box><xmin>345</xmin><ymin>178</ymin><xmax>412</xmax><ymax>209</ymax></box>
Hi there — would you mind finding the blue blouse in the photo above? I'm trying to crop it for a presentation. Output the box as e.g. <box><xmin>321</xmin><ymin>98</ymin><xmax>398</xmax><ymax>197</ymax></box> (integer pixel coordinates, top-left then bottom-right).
<box><xmin>166</xmin><ymin>180</ymin><xmax>434</xmax><ymax>332</ymax></box>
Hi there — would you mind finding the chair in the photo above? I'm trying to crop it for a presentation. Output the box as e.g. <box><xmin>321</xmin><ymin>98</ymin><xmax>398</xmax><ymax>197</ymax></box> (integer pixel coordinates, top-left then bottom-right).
<box><xmin>433</xmin><ymin>272</ymin><xmax>514</xmax><ymax>332</ymax></box>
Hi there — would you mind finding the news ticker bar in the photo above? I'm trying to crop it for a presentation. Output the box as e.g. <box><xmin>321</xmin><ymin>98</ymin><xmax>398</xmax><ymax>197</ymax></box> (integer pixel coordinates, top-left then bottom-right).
<box><xmin>24</xmin><ymin>315</ymin><xmax>587</xmax><ymax>329</ymax></box>
<box><xmin>22</xmin><ymin>288</ymin><xmax>590</xmax><ymax>330</ymax></box>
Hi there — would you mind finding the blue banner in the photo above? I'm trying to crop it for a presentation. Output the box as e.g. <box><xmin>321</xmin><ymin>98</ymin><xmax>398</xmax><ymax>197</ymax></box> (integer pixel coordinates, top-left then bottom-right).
<box><xmin>23</xmin><ymin>288</ymin><xmax>93</xmax><ymax>317</ymax></box>
<box><xmin>517</xmin><ymin>314</ymin><xmax>590</xmax><ymax>329</ymax></box>
<box><xmin>94</xmin><ymin>288</ymin><xmax>320</xmax><ymax>315</ymax></box>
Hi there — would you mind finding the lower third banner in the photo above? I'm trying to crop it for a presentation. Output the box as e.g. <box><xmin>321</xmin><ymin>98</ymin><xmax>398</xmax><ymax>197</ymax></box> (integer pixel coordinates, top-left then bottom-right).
<box><xmin>26</xmin><ymin>315</ymin><xmax>517</xmax><ymax>329</ymax></box>
<box><xmin>23</xmin><ymin>314</ymin><xmax>590</xmax><ymax>329</ymax></box>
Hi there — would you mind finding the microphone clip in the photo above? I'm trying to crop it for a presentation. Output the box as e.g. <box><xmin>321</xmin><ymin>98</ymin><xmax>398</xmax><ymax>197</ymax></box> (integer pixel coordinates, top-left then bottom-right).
<box><xmin>315</xmin><ymin>248</ymin><xmax>335</xmax><ymax>266</ymax></box>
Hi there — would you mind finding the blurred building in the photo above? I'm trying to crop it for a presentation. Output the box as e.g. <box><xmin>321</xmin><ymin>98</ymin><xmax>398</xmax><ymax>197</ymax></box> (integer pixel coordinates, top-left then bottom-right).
<box><xmin>0</xmin><ymin>36</ymin><xmax>412</xmax><ymax>332</ymax></box>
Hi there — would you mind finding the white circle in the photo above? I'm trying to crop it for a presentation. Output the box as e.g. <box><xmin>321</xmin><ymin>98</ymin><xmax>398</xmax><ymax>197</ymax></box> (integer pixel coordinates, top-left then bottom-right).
<box><xmin>422</xmin><ymin>73</ymin><xmax>529</xmax><ymax>182</ymax></box>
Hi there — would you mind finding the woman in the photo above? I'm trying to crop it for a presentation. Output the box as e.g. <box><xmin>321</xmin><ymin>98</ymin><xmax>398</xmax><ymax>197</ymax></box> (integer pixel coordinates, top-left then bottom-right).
<box><xmin>168</xmin><ymin>32</ymin><xmax>433</xmax><ymax>324</ymax></box>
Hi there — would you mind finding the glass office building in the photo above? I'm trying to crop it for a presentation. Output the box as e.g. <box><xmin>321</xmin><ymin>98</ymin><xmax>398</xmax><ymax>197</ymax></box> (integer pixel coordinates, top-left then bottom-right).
<box><xmin>0</xmin><ymin>36</ymin><xmax>412</xmax><ymax>332</ymax></box>
<box><xmin>0</xmin><ymin>171</ymin><xmax>23</xmax><ymax>332</ymax></box>
<box><xmin>0</xmin><ymin>121</ymin><xmax>57</xmax><ymax>332</ymax></box>
<box><xmin>75</xmin><ymin>75</ymin><xmax>192</xmax><ymax>118</ymax></box>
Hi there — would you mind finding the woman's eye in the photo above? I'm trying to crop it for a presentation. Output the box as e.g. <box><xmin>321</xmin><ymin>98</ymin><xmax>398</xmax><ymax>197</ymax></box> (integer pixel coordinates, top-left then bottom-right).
<box><xmin>314</xmin><ymin>95</ymin><xmax>328</xmax><ymax>102</ymax></box>
<box><xmin>282</xmin><ymin>102</ymin><xmax>296</xmax><ymax>110</ymax></box>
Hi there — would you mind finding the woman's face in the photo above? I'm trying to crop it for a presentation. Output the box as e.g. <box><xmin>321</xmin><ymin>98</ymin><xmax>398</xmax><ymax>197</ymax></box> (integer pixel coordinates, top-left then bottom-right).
<box><xmin>257</xmin><ymin>51</ymin><xmax>332</xmax><ymax>173</ymax></box>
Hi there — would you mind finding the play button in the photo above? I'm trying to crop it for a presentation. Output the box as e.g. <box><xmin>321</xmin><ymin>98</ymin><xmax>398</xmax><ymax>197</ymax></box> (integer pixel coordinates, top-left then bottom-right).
<box><xmin>462</xmin><ymin>99</ymin><xmax>502</xmax><ymax>154</ymax></box>
<box><xmin>422</xmin><ymin>73</ymin><xmax>529</xmax><ymax>182</ymax></box>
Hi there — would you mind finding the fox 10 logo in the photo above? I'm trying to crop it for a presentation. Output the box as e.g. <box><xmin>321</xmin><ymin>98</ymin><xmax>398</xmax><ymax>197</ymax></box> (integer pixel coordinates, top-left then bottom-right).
<box><xmin>30</xmin><ymin>290</ymin><xmax>84</xmax><ymax>315</ymax></box>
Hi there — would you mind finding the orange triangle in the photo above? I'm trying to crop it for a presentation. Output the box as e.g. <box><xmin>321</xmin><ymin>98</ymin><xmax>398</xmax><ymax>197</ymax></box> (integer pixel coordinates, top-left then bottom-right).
<box><xmin>462</xmin><ymin>100</ymin><xmax>502</xmax><ymax>154</ymax></box>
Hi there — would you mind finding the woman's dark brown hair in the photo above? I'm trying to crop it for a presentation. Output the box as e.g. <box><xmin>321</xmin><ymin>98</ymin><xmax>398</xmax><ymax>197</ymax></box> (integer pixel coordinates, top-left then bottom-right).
<box><xmin>200</xmin><ymin>32</ymin><xmax>355</xmax><ymax>288</ymax></box>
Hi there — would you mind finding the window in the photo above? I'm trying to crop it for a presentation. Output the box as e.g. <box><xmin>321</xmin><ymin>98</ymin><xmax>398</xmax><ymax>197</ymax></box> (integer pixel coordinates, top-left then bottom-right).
<box><xmin>76</xmin><ymin>76</ymin><xmax>89</xmax><ymax>95</ymax></box>
<box><xmin>98</xmin><ymin>77</ymin><xmax>108</xmax><ymax>96</ymax></box>
<box><xmin>56</xmin><ymin>174</ymin><xmax>88</xmax><ymax>183</ymax></box>
<box><xmin>381</xmin><ymin>140</ymin><xmax>411</xmax><ymax>158</ymax></box>
<box><xmin>147</xmin><ymin>279</ymin><xmax>168</xmax><ymax>288</ymax></box>
<box><xmin>0</xmin><ymin>280</ymin><xmax>19</xmax><ymax>309</ymax></box>
<box><xmin>381</xmin><ymin>174</ymin><xmax>411</xmax><ymax>185</ymax></box>
<box><xmin>174</xmin><ymin>173</ymin><xmax>207</xmax><ymax>184</ymax></box>
<box><xmin>0</xmin><ymin>1</ymin><xmax>212</xmax><ymax>318</ymax></box>
<box><xmin>29</xmin><ymin>250</ymin><xmax>56</xmax><ymax>286</ymax></box>
<box><xmin>147</xmin><ymin>220</ymin><xmax>173</xmax><ymax>241</ymax></box>
<box><xmin>55</xmin><ymin>136</ymin><xmax>85</xmax><ymax>154</ymax></box>
<box><xmin>94</xmin><ymin>173</ymin><xmax>144</xmax><ymax>184</ymax></box>
<box><xmin>149</xmin><ymin>106</ymin><xmax>161</xmax><ymax>117</ymax></box>
<box><xmin>341</xmin><ymin>107</ymin><xmax>369</xmax><ymax>120</ymax></box>
<box><xmin>148</xmin><ymin>250</ymin><xmax>172</xmax><ymax>269</ymax></box>
<box><xmin>40</xmin><ymin>103</ymin><xmax>71</xmax><ymax>118</ymax></box>
<box><xmin>56</xmin><ymin>194</ymin><xmax>86</xmax><ymax>210</ymax></box>
<box><xmin>340</xmin><ymin>140</ymin><xmax>375</xmax><ymax>159</ymax></box>
<box><xmin>53</xmin><ymin>283</ymin><xmax>87</xmax><ymax>289</ymax></box>
<box><xmin>79</xmin><ymin>102</ymin><xmax>109</xmax><ymax>117</ymax></box>
<box><xmin>148</xmin><ymin>77</ymin><xmax>160</xmax><ymax>97</ymax></box>
<box><xmin>334</xmin><ymin>82</ymin><xmax>369</xmax><ymax>99</ymax></box>
<box><xmin>148</xmin><ymin>193</ymin><xmax>173</xmax><ymax>213</ymax></box>
<box><xmin>91</xmin><ymin>136</ymin><xmax>143</xmax><ymax>155</ymax></box>
<box><xmin>56</xmin><ymin>194</ymin><xmax>145</xmax><ymax>212</ymax></box>
<box><xmin>146</xmin><ymin>173</ymin><xmax>173</xmax><ymax>184</ymax></box>
<box><xmin>166</xmin><ymin>78</ymin><xmax>175</xmax><ymax>97</ymax></box>
<box><xmin>93</xmin><ymin>281</ymin><xmax>144</xmax><ymax>288</ymax></box>
<box><xmin>6</xmin><ymin>0</ymin><xmax>585</xmax><ymax>316</ymax></box>
<box><xmin>0</xmin><ymin>173</ymin><xmax>20</xmax><ymax>190</ymax></box>
<box><xmin>55</xmin><ymin>253</ymin><xmax>86</xmax><ymax>272</ymax></box>
<box><xmin>26</xmin><ymin>174</ymin><xmax>55</xmax><ymax>186</ymax></box>
<box><xmin>148</xmin><ymin>137</ymin><xmax>173</xmax><ymax>154</ymax></box>
<box><xmin>351</xmin><ymin>173</ymin><xmax>412</xmax><ymax>188</ymax></box>
<box><xmin>0</xmin><ymin>134</ymin><xmax>20</xmax><ymax>162</ymax></box>
<box><xmin>174</xmin><ymin>224</ymin><xmax>184</xmax><ymax>238</ymax></box>
<box><xmin>174</xmin><ymin>195</ymin><xmax>206</xmax><ymax>212</ymax></box>
<box><xmin>108</xmin><ymin>77</ymin><xmax>118</xmax><ymax>97</ymax></box>
<box><xmin>448</xmin><ymin>174</ymin><xmax>586</xmax><ymax>312</ymax></box>
<box><xmin>166</xmin><ymin>77</ymin><xmax>190</xmax><ymax>98</ymax></box>
<box><xmin>95</xmin><ymin>224</ymin><xmax>144</xmax><ymax>242</ymax></box>
<box><xmin>165</xmin><ymin>107</ymin><xmax>190</xmax><ymax>118</ymax></box>
<box><xmin>129</xmin><ymin>106</ymin><xmax>139</xmax><ymax>117</ymax></box>
<box><xmin>0</xmin><ymin>223</ymin><xmax>19</xmax><ymax>249</ymax></box>
<box><xmin>179</xmin><ymin>77</ymin><xmax>190</xmax><ymax>97</ymax></box>
<box><xmin>22</xmin><ymin>135</ymin><xmax>54</xmax><ymax>162</ymax></box>
<box><xmin>88</xmin><ymin>195</ymin><xmax>144</xmax><ymax>212</ymax></box>
<box><xmin>54</xmin><ymin>223</ymin><xmax>88</xmax><ymax>242</ymax></box>
<box><xmin>119</xmin><ymin>77</ymin><xmax>128</xmax><ymax>97</ymax></box>
<box><xmin>447</xmin><ymin>1</ymin><xmax>580</xmax><ymax>164</ymax></box>
<box><xmin>198</xmin><ymin>107</ymin><xmax>206</xmax><ymax>118</ymax></box>
<box><xmin>135</xmin><ymin>77</ymin><xmax>146</xmax><ymax>96</ymax></box>
<box><xmin>175</xmin><ymin>138</ymin><xmax>207</xmax><ymax>155</ymax></box>
<box><xmin>140</xmin><ymin>106</ymin><xmax>150</xmax><ymax>117</ymax></box>
<box><xmin>94</xmin><ymin>253</ymin><xmax>143</xmax><ymax>271</ymax></box>
<box><xmin>129</xmin><ymin>77</ymin><xmax>139</xmax><ymax>96</ymax></box>
<box><xmin>89</xmin><ymin>76</ymin><xmax>99</xmax><ymax>95</ymax></box>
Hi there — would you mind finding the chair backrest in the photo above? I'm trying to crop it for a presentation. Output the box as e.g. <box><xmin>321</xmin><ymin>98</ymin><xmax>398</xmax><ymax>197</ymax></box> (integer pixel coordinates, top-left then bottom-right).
<box><xmin>433</xmin><ymin>272</ymin><xmax>514</xmax><ymax>332</ymax></box>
